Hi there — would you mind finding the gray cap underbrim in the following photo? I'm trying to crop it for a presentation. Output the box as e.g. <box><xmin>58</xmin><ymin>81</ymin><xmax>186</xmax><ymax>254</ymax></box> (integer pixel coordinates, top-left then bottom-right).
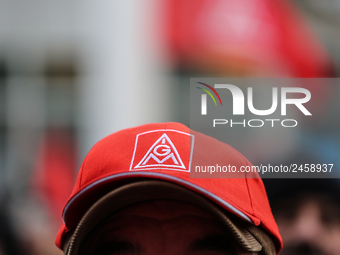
<box><xmin>63</xmin><ymin>180</ymin><xmax>275</xmax><ymax>255</ymax></box>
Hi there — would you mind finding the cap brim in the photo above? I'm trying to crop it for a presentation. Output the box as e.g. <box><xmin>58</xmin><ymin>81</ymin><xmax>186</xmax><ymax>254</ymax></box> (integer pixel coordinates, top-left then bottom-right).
<box><xmin>63</xmin><ymin>180</ymin><xmax>275</xmax><ymax>255</ymax></box>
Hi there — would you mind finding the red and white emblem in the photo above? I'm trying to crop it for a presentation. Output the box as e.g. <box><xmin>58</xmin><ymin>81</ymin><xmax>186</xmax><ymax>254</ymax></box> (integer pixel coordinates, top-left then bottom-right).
<box><xmin>129</xmin><ymin>130</ymin><xmax>194</xmax><ymax>172</ymax></box>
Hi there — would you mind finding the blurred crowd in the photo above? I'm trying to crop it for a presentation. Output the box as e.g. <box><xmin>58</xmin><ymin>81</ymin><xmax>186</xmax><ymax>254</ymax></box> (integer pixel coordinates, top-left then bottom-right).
<box><xmin>0</xmin><ymin>0</ymin><xmax>340</xmax><ymax>254</ymax></box>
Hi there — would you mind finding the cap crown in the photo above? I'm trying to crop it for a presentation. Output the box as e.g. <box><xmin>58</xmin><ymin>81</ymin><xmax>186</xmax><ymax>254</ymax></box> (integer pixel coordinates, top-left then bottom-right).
<box><xmin>56</xmin><ymin>122</ymin><xmax>282</xmax><ymax>252</ymax></box>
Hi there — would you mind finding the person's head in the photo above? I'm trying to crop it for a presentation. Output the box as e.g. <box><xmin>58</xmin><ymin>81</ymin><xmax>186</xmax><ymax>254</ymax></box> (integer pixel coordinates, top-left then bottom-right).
<box><xmin>79</xmin><ymin>200</ymin><xmax>257</xmax><ymax>255</ymax></box>
<box><xmin>56</xmin><ymin>122</ymin><xmax>282</xmax><ymax>254</ymax></box>
<box><xmin>264</xmin><ymin>178</ymin><xmax>340</xmax><ymax>255</ymax></box>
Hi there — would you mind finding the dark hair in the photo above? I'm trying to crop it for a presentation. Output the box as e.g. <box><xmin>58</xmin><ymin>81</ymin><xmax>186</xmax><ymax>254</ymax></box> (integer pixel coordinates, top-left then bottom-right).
<box><xmin>0</xmin><ymin>206</ymin><xmax>25</xmax><ymax>255</ymax></box>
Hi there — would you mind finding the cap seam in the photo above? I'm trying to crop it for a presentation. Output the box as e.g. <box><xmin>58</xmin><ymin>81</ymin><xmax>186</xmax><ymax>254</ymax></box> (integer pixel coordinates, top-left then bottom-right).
<box><xmin>233</xmin><ymin>150</ymin><xmax>255</xmax><ymax>216</ymax></box>
<box><xmin>78</xmin><ymin>153</ymin><xmax>91</xmax><ymax>189</ymax></box>
<box><xmin>245</xmin><ymin>171</ymin><xmax>255</xmax><ymax>216</ymax></box>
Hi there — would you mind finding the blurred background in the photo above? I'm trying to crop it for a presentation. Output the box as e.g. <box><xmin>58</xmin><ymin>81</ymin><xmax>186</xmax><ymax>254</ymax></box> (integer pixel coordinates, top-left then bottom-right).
<box><xmin>0</xmin><ymin>0</ymin><xmax>340</xmax><ymax>254</ymax></box>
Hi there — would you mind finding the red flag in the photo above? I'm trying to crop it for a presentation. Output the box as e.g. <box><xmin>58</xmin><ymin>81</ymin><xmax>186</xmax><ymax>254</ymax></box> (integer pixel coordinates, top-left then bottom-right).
<box><xmin>164</xmin><ymin>0</ymin><xmax>334</xmax><ymax>77</ymax></box>
<box><xmin>33</xmin><ymin>127</ymin><xmax>77</xmax><ymax>222</ymax></box>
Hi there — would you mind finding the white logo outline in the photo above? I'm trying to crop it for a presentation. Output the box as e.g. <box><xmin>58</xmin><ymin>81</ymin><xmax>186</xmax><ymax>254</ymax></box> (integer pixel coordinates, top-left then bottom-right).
<box><xmin>134</xmin><ymin>133</ymin><xmax>186</xmax><ymax>169</ymax></box>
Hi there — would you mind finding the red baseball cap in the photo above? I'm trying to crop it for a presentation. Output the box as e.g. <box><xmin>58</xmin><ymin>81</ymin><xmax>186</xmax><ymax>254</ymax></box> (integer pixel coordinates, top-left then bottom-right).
<box><xmin>56</xmin><ymin>122</ymin><xmax>282</xmax><ymax>254</ymax></box>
